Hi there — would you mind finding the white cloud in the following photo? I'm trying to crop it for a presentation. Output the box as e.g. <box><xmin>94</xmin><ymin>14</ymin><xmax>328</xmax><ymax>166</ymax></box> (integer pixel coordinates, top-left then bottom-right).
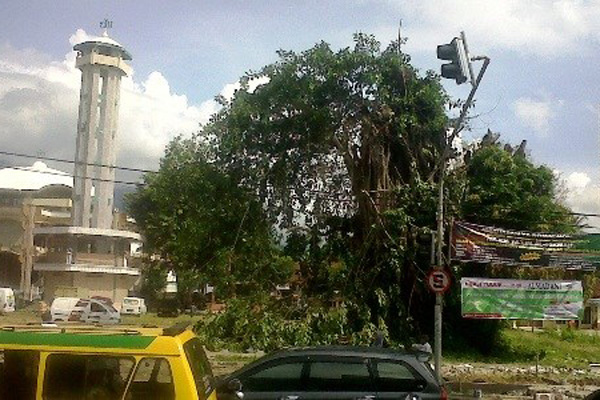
<box><xmin>396</xmin><ymin>0</ymin><xmax>600</xmax><ymax>57</ymax></box>
<box><xmin>512</xmin><ymin>97</ymin><xmax>555</xmax><ymax>136</ymax></box>
<box><xmin>566</xmin><ymin>183</ymin><xmax>600</xmax><ymax>232</ymax></box>
<box><xmin>566</xmin><ymin>171</ymin><xmax>592</xmax><ymax>194</ymax></box>
<box><xmin>557</xmin><ymin>170</ymin><xmax>600</xmax><ymax>232</ymax></box>
<box><xmin>0</xmin><ymin>29</ymin><xmax>220</xmax><ymax>176</ymax></box>
<box><xmin>219</xmin><ymin>75</ymin><xmax>270</xmax><ymax>100</ymax></box>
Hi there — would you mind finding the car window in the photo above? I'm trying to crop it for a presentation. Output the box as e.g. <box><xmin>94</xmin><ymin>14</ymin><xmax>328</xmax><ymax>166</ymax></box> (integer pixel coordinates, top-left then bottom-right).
<box><xmin>91</xmin><ymin>302</ymin><xmax>105</xmax><ymax>312</ymax></box>
<box><xmin>184</xmin><ymin>338</ymin><xmax>214</xmax><ymax>397</ymax></box>
<box><xmin>306</xmin><ymin>358</ymin><xmax>372</xmax><ymax>392</ymax></box>
<box><xmin>374</xmin><ymin>361</ymin><xmax>426</xmax><ymax>392</ymax></box>
<box><xmin>126</xmin><ymin>357</ymin><xmax>174</xmax><ymax>400</ymax></box>
<box><xmin>43</xmin><ymin>354</ymin><xmax>134</xmax><ymax>400</ymax></box>
<box><xmin>75</xmin><ymin>300</ymin><xmax>89</xmax><ymax>307</ymax></box>
<box><xmin>242</xmin><ymin>361</ymin><xmax>304</xmax><ymax>392</ymax></box>
<box><xmin>0</xmin><ymin>350</ymin><xmax>39</xmax><ymax>400</ymax></box>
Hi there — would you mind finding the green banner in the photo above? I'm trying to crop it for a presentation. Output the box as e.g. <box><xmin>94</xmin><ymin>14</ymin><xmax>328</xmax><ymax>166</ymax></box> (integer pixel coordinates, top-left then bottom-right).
<box><xmin>461</xmin><ymin>278</ymin><xmax>583</xmax><ymax>320</ymax></box>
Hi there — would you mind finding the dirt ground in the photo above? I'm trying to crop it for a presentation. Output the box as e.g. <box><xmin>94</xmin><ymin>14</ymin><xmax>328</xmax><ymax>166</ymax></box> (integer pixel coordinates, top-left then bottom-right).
<box><xmin>443</xmin><ymin>363</ymin><xmax>600</xmax><ymax>399</ymax></box>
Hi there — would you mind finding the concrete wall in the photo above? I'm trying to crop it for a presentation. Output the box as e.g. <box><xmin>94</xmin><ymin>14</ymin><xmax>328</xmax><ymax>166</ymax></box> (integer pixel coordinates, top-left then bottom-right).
<box><xmin>0</xmin><ymin>219</ymin><xmax>22</xmax><ymax>251</ymax></box>
<box><xmin>42</xmin><ymin>271</ymin><xmax>136</xmax><ymax>308</ymax></box>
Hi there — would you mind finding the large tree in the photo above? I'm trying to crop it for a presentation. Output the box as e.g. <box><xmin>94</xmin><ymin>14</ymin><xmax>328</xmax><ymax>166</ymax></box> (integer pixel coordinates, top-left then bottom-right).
<box><xmin>128</xmin><ymin>33</ymin><xmax>578</xmax><ymax>348</ymax></box>
<box><xmin>126</xmin><ymin>136</ymin><xmax>293</xmax><ymax>298</ymax></box>
<box><xmin>208</xmin><ymin>34</ymin><xmax>448</xmax><ymax>233</ymax></box>
<box><xmin>201</xmin><ymin>33</ymin><xmax>449</xmax><ymax>339</ymax></box>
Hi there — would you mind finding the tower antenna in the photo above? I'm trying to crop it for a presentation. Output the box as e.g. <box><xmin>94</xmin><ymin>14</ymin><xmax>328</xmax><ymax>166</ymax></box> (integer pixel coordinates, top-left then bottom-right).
<box><xmin>99</xmin><ymin>18</ymin><xmax>113</xmax><ymax>36</ymax></box>
<box><xmin>398</xmin><ymin>19</ymin><xmax>403</xmax><ymax>53</ymax></box>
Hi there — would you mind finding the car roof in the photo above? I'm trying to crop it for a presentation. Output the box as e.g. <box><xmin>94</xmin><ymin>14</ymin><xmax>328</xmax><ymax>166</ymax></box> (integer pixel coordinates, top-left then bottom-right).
<box><xmin>0</xmin><ymin>322</ymin><xmax>196</xmax><ymax>356</ymax></box>
<box><xmin>230</xmin><ymin>345</ymin><xmax>428</xmax><ymax>376</ymax></box>
<box><xmin>268</xmin><ymin>345</ymin><xmax>417</xmax><ymax>358</ymax></box>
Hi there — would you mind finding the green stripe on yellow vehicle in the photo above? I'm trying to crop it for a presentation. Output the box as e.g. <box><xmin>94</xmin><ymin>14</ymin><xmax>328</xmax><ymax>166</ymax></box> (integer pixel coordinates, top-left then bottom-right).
<box><xmin>0</xmin><ymin>330</ymin><xmax>156</xmax><ymax>349</ymax></box>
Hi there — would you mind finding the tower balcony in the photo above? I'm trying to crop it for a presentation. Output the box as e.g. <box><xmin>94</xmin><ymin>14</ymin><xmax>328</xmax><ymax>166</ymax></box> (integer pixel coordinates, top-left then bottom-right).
<box><xmin>75</xmin><ymin>51</ymin><xmax>132</xmax><ymax>76</ymax></box>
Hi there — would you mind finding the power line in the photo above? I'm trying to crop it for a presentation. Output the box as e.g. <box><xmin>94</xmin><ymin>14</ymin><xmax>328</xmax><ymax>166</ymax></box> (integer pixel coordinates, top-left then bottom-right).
<box><xmin>570</xmin><ymin>212</ymin><xmax>600</xmax><ymax>218</ymax></box>
<box><xmin>8</xmin><ymin>165</ymin><xmax>145</xmax><ymax>187</ymax></box>
<box><xmin>12</xmin><ymin>149</ymin><xmax>597</xmax><ymax>214</ymax></box>
<box><xmin>0</xmin><ymin>150</ymin><xmax>156</xmax><ymax>174</ymax></box>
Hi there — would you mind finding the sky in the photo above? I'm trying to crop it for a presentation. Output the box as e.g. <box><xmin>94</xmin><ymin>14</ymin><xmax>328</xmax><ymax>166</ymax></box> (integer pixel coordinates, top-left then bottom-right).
<box><xmin>2</xmin><ymin>0</ymin><xmax>600</xmax><ymax>229</ymax></box>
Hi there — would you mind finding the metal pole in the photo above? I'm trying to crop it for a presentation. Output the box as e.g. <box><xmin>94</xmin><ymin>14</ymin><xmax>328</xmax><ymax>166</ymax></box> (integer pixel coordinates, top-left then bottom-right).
<box><xmin>434</xmin><ymin>151</ymin><xmax>446</xmax><ymax>383</ymax></box>
<box><xmin>433</xmin><ymin>55</ymin><xmax>490</xmax><ymax>384</ymax></box>
<box><xmin>460</xmin><ymin>31</ymin><xmax>475</xmax><ymax>87</ymax></box>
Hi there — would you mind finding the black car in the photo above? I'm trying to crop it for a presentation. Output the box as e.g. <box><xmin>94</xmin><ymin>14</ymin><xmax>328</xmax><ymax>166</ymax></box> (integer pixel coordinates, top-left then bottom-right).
<box><xmin>217</xmin><ymin>346</ymin><xmax>446</xmax><ymax>400</ymax></box>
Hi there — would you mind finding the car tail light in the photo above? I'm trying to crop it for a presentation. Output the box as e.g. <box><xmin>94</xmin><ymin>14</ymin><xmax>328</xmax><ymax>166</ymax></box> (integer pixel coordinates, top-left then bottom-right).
<box><xmin>440</xmin><ymin>386</ymin><xmax>448</xmax><ymax>400</ymax></box>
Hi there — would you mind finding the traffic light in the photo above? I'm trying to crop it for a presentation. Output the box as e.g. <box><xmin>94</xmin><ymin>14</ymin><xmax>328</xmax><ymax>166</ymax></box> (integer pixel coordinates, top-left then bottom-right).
<box><xmin>437</xmin><ymin>38</ymin><xmax>470</xmax><ymax>85</ymax></box>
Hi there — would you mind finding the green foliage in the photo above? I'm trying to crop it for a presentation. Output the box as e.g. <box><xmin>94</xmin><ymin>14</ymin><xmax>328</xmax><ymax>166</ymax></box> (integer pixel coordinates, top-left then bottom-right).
<box><xmin>200</xmin><ymin>33</ymin><xmax>451</xmax><ymax>346</ymax></box>
<box><xmin>126</xmin><ymin>136</ymin><xmax>293</xmax><ymax>296</ymax></box>
<box><xmin>442</xmin><ymin>142</ymin><xmax>579</xmax><ymax>353</ymax></box>
<box><xmin>196</xmin><ymin>297</ymin><xmax>382</xmax><ymax>352</ymax></box>
<box><xmin>460</xmin><ymin>144</ymin><xmax>576</xmax><ymax>233</ymax></box>
<box><xmin>208</xmin><ymin>33</ymin><xmax>448</xmax><ymax>230</ymax></box>
<box><xmin>139</xmin><ymin>259</ymin><xmax>168</xmax><ymax>309</ymax></box>
<box><xmin>130</xmin><ymin>32</ymin><xmax>580</xmax><ymax>357</ymax></box>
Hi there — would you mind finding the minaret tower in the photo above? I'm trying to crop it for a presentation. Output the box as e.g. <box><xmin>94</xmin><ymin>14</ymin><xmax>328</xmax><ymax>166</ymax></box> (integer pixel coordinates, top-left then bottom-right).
<box><xmin>72</xmin><ymin>26</ymin><xmax>131</xmax><ymax>228</ymax></box>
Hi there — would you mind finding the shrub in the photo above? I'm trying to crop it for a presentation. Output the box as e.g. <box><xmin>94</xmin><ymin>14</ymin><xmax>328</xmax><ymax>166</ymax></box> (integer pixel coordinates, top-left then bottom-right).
<box><xmin>195</xmin><ymin>297</ymin><xmax>384</xmax><ymax>351</ymax></box>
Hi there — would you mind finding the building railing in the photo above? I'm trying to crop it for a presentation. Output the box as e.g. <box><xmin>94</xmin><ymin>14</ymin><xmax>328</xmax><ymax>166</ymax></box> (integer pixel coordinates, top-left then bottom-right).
<box><xmin>35</xmin><ymin>251</ymin><xmax>140</xmax><ymax>268</ymax></box>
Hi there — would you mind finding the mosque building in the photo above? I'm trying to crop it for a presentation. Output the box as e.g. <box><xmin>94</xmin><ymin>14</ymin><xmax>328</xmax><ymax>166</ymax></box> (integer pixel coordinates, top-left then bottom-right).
<box><xmin>0</xmin><ymin>30</ymin><xmax>142</xmax><ymax>307</ymax></box>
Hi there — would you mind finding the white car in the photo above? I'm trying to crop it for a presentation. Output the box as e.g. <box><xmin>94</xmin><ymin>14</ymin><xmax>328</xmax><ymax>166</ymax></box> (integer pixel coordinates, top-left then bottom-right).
<box><xmin>0</xmin><ymin>288</ymin><xmax>15</xmax><ymax>313</ymax></box>
<box><xmin>50</xmin><ymin>297</ymin><xmax>83</xmax><ymax>322</ymax></box>
<box><xmin>51</xmin><ymin>297</ymin><xmax>121</xmax><ymax>324</ymax></box>
<box><xmin>120</xmin><ymin>297</ymin><xmax>147</xmax><ymax>316</ymax></box>
<box><xmin>84</xmin><ymin>298</ymin><xmax>121</xmax><ymax>324</ymax></box>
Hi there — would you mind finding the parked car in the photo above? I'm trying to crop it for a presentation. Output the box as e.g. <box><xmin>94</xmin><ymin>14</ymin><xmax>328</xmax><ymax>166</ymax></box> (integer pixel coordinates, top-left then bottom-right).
<box><xmin>121</xmin><ymin>296</ymin><xmax>147</xmax><ymax>316</ymax></box>
<box><xmin>0</xmin><ymin>322</ymin><xmax>217</xmax><ymax>399</ymax></box>
<box><xmin>51</xmin><ymin>297</ymin><xmax>121</xmax><ymax>324</ymax></box>
<box><xmin>217</xmin><ymin>346</ymin><xmax>446</xmax><ymax>400</ymax></box>
<box><xmin>50</xmin><ymin>297</ymin><xmax>83</xmax><ymax>322</ymax></box>
<box><xmin>0</xmin><ymin>288</ymin><xmax>15</xmax><ymax>313</ymax></box>
<box><xmin>84</xmin><ymin>298</ymin><xmax>121</xmax><ymax>324</ymax></box>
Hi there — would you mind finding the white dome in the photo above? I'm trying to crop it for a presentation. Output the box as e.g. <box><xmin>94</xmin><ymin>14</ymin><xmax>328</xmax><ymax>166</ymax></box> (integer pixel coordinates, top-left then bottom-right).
<box><xmin>73</xmin><ymin>32</ymin><xmax>132</xmax><ymax>61</ymax></box>
<box><xmin>0</xmin><ymin>162</ymin><xmax>72</xmax><ymax>191</ymax></box>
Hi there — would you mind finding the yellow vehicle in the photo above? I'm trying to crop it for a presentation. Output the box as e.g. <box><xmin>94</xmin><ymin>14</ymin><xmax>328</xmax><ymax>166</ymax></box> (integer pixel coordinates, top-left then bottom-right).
<box><xmin>0</xmin><ymin>322</ymin><xmax>216</xmax><ymax>400</ymax></box>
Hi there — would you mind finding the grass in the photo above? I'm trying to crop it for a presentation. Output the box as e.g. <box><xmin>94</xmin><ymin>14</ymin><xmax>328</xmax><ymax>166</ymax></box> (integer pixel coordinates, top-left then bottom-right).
<box><xmin>207</xmin><ymin>351</ymin><xmax>262</xmax><ymax>377</ymax></box>
<box><xmin>120</xmin><ymin>312</ymin><xmax>204</xmax><ymax>327</ymax></box>
<box><xmin>0</xmin><ymin>309</ymin><xmax>203</xmax><ymax>328</ymax></box>
<box><xmin>446</xmin><ymin>327</ymin><xmax>600</xmax><ymax>369</ymax></box>
<box><xmin>0</xmin><ymin>309</ymin><xmax>41</xmax><ymax>325</ymax></box>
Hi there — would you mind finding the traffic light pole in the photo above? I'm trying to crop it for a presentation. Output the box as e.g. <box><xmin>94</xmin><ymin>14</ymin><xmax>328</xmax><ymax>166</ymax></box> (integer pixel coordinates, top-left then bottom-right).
<box><xmin>434</xmin><ymin>55</ymin><xmax>490</xmax><ymax>383</ymax></box>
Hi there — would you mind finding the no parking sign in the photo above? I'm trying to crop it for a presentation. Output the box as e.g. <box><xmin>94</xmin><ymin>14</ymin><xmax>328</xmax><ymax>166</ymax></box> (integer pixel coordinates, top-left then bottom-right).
<box><xmin>427</xmin><ymin>269</ymin><xmax>451</xmax><ymax>294</ymax></box>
